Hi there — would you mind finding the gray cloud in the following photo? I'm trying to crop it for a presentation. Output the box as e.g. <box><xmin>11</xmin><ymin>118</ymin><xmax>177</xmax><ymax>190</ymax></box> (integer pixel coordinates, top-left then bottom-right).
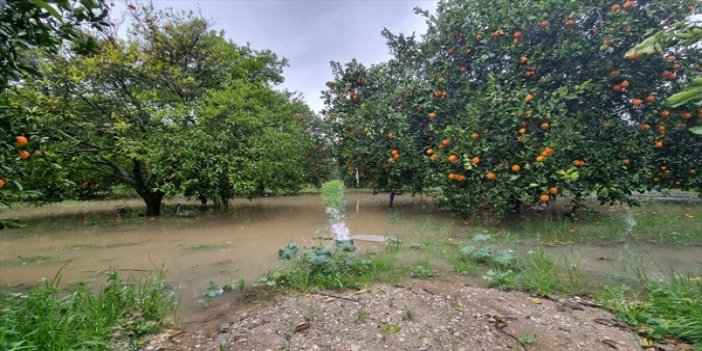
<box><xmin>147</xmin><ymin>0</ymin><xmax>436</xmax><ymax>113</ymax></box>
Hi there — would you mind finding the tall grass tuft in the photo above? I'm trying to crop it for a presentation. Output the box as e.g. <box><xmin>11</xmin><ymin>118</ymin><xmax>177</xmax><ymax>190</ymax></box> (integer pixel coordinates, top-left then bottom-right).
<box><xmin>0</xmin><ymin>269</ymin><xmax>177</xmax><ymax>351</ymax></box>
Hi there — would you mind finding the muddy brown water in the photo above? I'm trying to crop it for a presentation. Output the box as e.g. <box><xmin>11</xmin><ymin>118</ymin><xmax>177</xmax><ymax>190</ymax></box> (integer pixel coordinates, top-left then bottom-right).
<box><xmin>0</xmin><ymin>193</ymin><xmax>432</xmax><ymax>323</ymax></box>
<box><xmin>1</xmin><ymin>192</ymin><xmax>700</xmax><ymax>325</ymax></box>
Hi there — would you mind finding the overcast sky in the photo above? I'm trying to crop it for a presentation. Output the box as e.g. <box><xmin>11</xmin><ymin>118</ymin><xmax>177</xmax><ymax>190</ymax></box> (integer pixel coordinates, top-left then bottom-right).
<box><xmin>118</xmin><ymin>0</ymin><xmax>438</xmax><ymax>113</ymax></box>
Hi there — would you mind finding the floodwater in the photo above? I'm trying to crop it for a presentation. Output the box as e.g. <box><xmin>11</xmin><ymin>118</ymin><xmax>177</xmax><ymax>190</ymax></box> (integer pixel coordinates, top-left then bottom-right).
<box><xmin>1</xmin><ymin>192</ymin><xmax>700</xmax><ymax>323</ymax></box>
<box><xmin>0</xmin><ymin>192</ymin><xmax>427</xmax><ymax>322</ymax></box>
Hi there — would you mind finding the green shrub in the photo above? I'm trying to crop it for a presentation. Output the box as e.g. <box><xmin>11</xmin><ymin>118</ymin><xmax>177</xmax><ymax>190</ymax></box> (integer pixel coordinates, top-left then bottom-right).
<box><xmin>0</xmin><ymin>270</ymin><xmax>176</xmax><ymax>351</ymax></box>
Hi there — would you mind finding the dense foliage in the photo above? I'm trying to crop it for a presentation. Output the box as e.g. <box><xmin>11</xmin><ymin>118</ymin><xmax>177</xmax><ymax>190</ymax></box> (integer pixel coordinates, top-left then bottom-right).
<box><xmin>324</xmin><ymin>0</ymin><xmax>702</xmax><ymax>217</ymax></box>
<box><xmin>10</xmin><ymin>6</ymin><xmax>321</xmax><ymax>215</ymax></box>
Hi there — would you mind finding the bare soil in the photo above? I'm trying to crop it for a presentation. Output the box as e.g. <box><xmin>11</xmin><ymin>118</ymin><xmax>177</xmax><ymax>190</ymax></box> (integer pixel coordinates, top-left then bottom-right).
<box><xmin>140</xmin><ymin>277</ymin><xmax>684</xmax><ymax>351</ymax></box>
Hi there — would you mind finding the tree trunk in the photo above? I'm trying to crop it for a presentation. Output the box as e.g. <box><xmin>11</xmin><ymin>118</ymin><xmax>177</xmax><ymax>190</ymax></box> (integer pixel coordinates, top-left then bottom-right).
<box><xmin>139</xmin><ymin>191</ymin><xmax>164</xmax><ymax>216</ymax></box>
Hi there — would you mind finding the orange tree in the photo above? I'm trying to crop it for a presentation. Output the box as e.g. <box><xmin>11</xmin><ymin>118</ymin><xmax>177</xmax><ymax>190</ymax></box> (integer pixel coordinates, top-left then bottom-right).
<box><xmin>324</xmin><ymin>0</ymin><xmax>702</xmax><ymax>216</ymax></box>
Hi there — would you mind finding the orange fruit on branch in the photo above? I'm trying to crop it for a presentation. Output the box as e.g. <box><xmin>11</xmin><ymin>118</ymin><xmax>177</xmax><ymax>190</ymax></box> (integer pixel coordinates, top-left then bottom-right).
<box><xmin>486</xmin><ymin>172</ymin><xmax>497</xmax><ymax>181</ymax></box>
<box><xmin>16</xmin><ymin>136</ymin><xmax>28</xmax><ymax>146</ymax></box>
<box><xmin>448</xmin><ymin>154</ymin><xmax>458</xmax><ymax>163</ymax></box>
<box><xmin>539</xmin><ymin>194</ymin><xmax>550</xmax><ymax>203</ymax></box>
<box><xmin>19</xmin><ymin>150</ymin><xmax>30</xmax><ymax>160</ymax></box>
<box><xmin>511</xmin><ymin>164</ymin><xmax>521</xmax><ymax>172</ymax></box>
<box><xmin>548</xmin><ymin>187</ymin><xmax>558</xmax><ymax>195</ymax></box>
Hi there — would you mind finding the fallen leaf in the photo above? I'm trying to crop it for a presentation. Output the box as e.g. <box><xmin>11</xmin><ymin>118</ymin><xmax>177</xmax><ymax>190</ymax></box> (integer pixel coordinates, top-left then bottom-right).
<box><xmin>640</xmin><ymin>337</ymin><xmax>653</xmax><ymax>348</ymax></box>
<box><xmin>529</xmin><ymin>297</ymin><xmax>542</xmax><ymax>304</ymax></box>
<box><xmin>294</xmin><ymin>323</ymin><xmax>311</xmax><ymax>333</ymax></box>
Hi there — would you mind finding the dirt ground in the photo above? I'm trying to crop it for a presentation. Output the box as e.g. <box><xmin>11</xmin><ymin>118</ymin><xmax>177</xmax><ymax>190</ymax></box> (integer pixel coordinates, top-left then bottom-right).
<box><xmin>140</xmin><ymin>277</ymin><xmax>692</xmax><ymax>351</ymax></box>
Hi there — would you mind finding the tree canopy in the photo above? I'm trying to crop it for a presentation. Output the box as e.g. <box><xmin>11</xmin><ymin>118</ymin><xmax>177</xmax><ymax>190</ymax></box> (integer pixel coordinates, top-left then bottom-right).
<box><xmin>325</xmin><ymin>0</ymin><xmax>702</xmax><ymax>217</ymax></box>
<box><xmin>11</xmin><ymin>5</ymin><xmax>320</xmax><ymax>215</ymax></box>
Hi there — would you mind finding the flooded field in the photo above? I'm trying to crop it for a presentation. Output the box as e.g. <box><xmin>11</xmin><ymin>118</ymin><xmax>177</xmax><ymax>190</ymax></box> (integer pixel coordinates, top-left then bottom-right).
<box><xmin>1</xmin><ymin>192</ymin><xmax>701</xmax><ymax>324</ymax></box>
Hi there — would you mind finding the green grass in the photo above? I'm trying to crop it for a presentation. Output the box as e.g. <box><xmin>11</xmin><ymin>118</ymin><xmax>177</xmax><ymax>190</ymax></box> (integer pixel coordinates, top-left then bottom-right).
<box><xmin>0</xmin><ymin>269</ymin><xmax>177</xmax><ymax>351</ymax></box>
<box><xmin>264</xmin><ymin>251</ymin><xmax>405</xmax><ymax>291</ymax></box>
<box><xmin>321</xmin><ymin>180</ymin><xmax>345</xmax><ymax>212</ymax></box>
<box><xmin>596</xmin><ymin>273</ymin><xmax>702</xmax><ymax>350</ymax></box>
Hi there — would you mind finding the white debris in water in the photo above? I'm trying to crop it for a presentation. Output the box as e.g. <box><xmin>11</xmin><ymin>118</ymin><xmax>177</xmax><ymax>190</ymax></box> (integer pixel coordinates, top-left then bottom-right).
<box><xmin>331</xmin><ymin>222</ymin><xmax>351</xmax><ymax>241</ymax></box>
<box><xmin>326</xmin><ymin>207</ymin><xmax>351</xmax><ymax>240</ymax></box>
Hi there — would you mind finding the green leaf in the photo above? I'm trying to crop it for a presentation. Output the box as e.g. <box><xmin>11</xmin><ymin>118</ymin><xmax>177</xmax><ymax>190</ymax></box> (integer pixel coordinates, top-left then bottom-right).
<box><xmin>278</xmin><ymin>242</ymin><xmax>299</xmax><ymax>260</ymax></box>
<box><xmin>335</xmin><ymin>240</ymin><xmax>356</xmax><ymax>253</ymax></box>
<box><xmin>31</xmin><ymin>0</ymin><xmax>63</xmax><ymax>20</ymax></box>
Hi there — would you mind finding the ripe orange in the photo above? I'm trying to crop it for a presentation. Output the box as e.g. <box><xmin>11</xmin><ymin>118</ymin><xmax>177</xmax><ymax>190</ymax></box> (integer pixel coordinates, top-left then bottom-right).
<box><xmin>623</xmin><ymin>0</ymin><xmax>634</xmax><ymax>10</ymax></box>
<box><xmin>549</xmin><ymin>187</ymin><xmax>558</xmax><ymax>195</ymax></box>
<box><xmin>513</xmin><ymin>31</ymin><xmax>523</xmax><ymax>39</ymax></box>
<box><xmin>682</xmin><ymin>111</ymin><xmax>692</xmax><ymax>120</ymax></box>
<box><xmin>539</xmin><ymin>20</ymin><xmax>549</xmax><ymax>29</ymax></box>
<box><xmin>511</xmin><ymin>164</ymin><xmax>521</xmax><ymax>172</ymax></box>
<box><xmin>19</xmin><ymin>150</ymin><xmax>30</xmax><ymax>160</ymax></box>
<box><xmin>620</xmin><ymin>80</ymin><xmax>630</xmax><ymax>88</ymax></box>
<box><xmin>426</xmin><ymin>148</ymin><xmax>434</xmax><ymax>155</ymax></box>
<box><xmin>540</xmin><ymin>122</ymin><xmax>550</xmax><ymax>130</ymax></box>
<box><xmin>441</xmin><ymin>138</ymin><xmax>450</xmax><ymax>147</ymax></box>
<box><xmin>387</xmin><ymin>131</ymin><xmax>394</xmax><ymax>139</ymax></box>
<box><xmin>654</xmin><ymin>140</ymin><xmax>663</xmax><ymax>148</ymax></box>
<box><xmin>16</xmin><ymin>136</ymin><xmax>28</xmax><ymax>146</ymax></box>
<box><xmin>519</xmin><ymin>56</ymin><xmax>528</xmax><ymax>64</ymax></box>
<box><xmin>434</xmin><ymin>90</ymin><xmax>442</xmax><ymax>97</ymax></box>
<box><xmin>448</xmin><ymin>154</ymin><xmax>458</xmax><ymax>163</ymax></box>
<box><xmin>646</xmin><ymin>95</ymin><xmax>655</xmax><ymax>103</ymax></box>
<box><xmin>612</xmin><ymin>84</ymin><xmax>622</xmax><ymax>92</ymax></box>
<box><xmin>536</xmin><ymin>155</ymin><xmax>545</xmax><ymax>162</ymax></box>
<box><xmin>459</xmin><ymin>66</ymin><xmax>467</xmax><ymax>73</ymax></box>
<box><xmin>441</xmin><ymin>90</ymin><xmax>448</xmax><ymax>98</ymax></box>
<box><xmin>448</xmin><ymin>173</ymin><xmax>457</xmax><ymax>181</ymax></box>
<box><xmin>658</xmin><ymin>125</ymin><xmax>666</xmax><ymax>133</ymax></box>
<box><xmin>458</xmin><ymin>174</ymin><xmax>467</xmax><ymax>182</ymax></box>
<box><xmin>631</xmin><ymin>98</ymin><xmax>643</xmax><ymax>106</ymax></box>
<box><xmin>544</xmin><ymin>146</ymin><xmax>554</xmax><ymax>156</ymax></box>
<box><xmin>475</xmin><ymin>33</ymin><xmax>484</xmax><ymax>41</ymax></box>
<box><xmin>665</xmin><ymin>55</ymin><xmax>676</xmax><ymax>62</ymax></box>
<box><xmin>660</xmin><ymin>110</ymin><xmax>670</xmax><ymax>118</ymax></box>
<box><xmin>525</xmin><ymin>94</ymin><xmax>534</xmax><ymax>102</ymax></box>
<box><xmin>524</xmin><ymin>71</ymin><xmax>534</xmax><ymax>78</ymax></box>
<box><xmin>428</xmin><ymin>111</ymin><xmax>437</xmax><ymax>119</ymax></box>
<box><xmin>573</xmin><ymin>160</ymin><xmax>585</xmax><ymax>167</ymax></box>
<box><xmin>603</xmin><ymin>39</ymin><xmax>614</xmax><ymax>47</ymax></box>
<box><xmin>565</xmin><ymin>19</ymin><xmax>575</xmax><ymax>28</ymax></box>
<box><xmin>622</xmin><ymin>159</ymin><xmax>631</xmax><ymax>165</ymax></box>
<box><xmin>660</xmin><ymin>165</ymin><xmax>668</xmax><ymax>172</ymax></box>
<box><xmin>518</xmin><ymin>128</ymin><xmax>526</xmax><ymax>134</ymax></box>
<box><xmin>641</xmin><ymin>123</ymin><xmax>651</xmax><ymax>130</ymax></box>
<box><xmin>486</xmin><ymin>172</ymin><xmax>497</xmax><ymax>181</ymax></box>
<box><xmin>391</xmin><ymin>149</ymin><xmax>399</xmax><ymax>156</ymax></box>
<box><xmin>471</xmin><ymin>133</ymin><xmax>480</xmax><ymax>140</ymax></box>
<box><xmin>430</xmin><ymin>154</ymin><xmax>438</xmax><ymax>161</ymax></box>
<box><xmin>626</xmin><ymin>52</ymin><xmax>638</xmax><ymax>60</ymax></box>
<box><xmin>611</xmin><ymin>3</ymin><xmax>621</xmax><ymax>12</ymax></box>
<box><xmin>471</xmin><ymin>156</ymin><xmax>480</xmax><ymax>164</ymax></box>
<box><xmin>0</xmin><ymin>178</ymin><xmax>6</xmax><ymax>188</ymax></box>
<box><xmin>539</xmin><ymin>194</ymin><xmax>550</xmax><ymax>203</ymax></box>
